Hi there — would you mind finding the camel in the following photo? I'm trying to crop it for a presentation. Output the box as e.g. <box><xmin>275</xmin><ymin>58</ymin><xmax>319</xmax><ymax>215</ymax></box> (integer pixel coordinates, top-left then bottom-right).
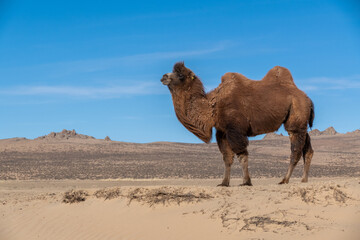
<box><xmin>161</xmin><ymin>62</ymin><xmax>314</xmax><ymax>186</ymax></box>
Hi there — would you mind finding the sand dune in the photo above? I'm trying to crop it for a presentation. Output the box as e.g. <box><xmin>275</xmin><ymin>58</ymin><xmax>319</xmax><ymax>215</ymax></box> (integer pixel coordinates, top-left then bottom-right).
<box><xmin>1</xmin><ymin>178</ymin><xmax>359</xmax><ymax>240</ymax></box>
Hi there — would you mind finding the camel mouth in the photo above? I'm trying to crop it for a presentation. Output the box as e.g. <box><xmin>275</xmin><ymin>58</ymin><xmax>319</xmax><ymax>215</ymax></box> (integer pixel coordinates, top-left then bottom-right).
<box><xmin>161</xmin><ymin>78</ymin><xmax>171</xmax><ymax>85</ymax></box>
<box><xmin>161</xmin><ymin>74</ymin><xmax>171</xmax><ymax>85</ymax></box>
<box><xmin>160</xmin><ymin>78</ymin><xmax>170</xmax><ymax>85</ymax></box>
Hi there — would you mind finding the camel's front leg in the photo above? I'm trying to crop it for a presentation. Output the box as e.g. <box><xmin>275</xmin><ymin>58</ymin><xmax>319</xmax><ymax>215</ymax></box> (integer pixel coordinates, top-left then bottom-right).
<box><xmin>216</xmin><ymin>130</ymin><xmax>235</xmax><ymax>187</ymax></box>
<box><xmin>238</xmin><ymin>151</ymin><xmax>252</xmax><ymax>186</ymax></box>
<box><xmin>218</xmin><ymin>152</ymin><xmax>234</xmax><ymax>187</ymax></box>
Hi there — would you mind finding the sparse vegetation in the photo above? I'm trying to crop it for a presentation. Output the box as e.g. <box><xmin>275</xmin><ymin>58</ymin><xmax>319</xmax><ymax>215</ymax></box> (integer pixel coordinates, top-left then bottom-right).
<box><xmin>127</xmin><ymin>187</ymin><xmax>213</xmax><ymax>206</ymax></box>
<box><xmin>94</xmin><ymin>187</ymin><xmax>122</xmax><ymax>200</ymax></box>
<box><xmin>62</xmin><ymin>187</ymin><xmax>213</xmax><ymax>206</ymax></box>
<box><xmin>288</xmin><ymin>185</ymin><xmax>352</xmax><ymax>204</ymax></box>
<box><xmin>240</xmin><ymin>216</ymin><xmax>299</xmax><ymax>232</ymax></box>
<box><xmin>63</xmin><ymin>190</ymin><xmax>89</xmax><ymax>204</ymax></box>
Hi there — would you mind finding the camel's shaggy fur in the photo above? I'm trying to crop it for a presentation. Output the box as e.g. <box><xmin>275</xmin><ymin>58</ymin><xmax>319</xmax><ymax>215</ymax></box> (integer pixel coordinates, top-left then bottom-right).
<box><xmin>161</xmin><ymin>62</ymin><xmax>314</xmax><ymax>186</ymax></box>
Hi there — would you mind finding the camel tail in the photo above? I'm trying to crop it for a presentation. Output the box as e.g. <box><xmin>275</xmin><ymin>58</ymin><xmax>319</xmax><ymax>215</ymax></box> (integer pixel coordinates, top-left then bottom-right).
<box><xmin>309</xmin><ymin>100</ymin><xmax>315</xmax><ymax>129</ymax></box>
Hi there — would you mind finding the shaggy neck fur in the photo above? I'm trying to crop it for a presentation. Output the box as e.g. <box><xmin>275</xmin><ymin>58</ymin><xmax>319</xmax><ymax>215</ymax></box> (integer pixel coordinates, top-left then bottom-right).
<box><xmin>170</xmin><ymin>78</ymin><xmax>214</xmax><ymax>143</ymax></box>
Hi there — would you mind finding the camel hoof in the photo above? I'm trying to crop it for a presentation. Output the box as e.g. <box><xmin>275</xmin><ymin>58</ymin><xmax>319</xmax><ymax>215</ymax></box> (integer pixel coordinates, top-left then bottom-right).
<box><xmin>239</xmin><ymin>182</ymin><xmax>252</xmax><ymax>186</ymax></box>
<box><xmin>217</xmin><ymin>183</ymin><xmax>229</xmax><ymax>187</ymax></box>
<box><xmin>278</xmin><ymin>179</ymin><xmax>289</xmax><ymax>184</ymax></box>
<box><xmin>301</xmin><ymin>178</ymin><xmax>308</xmax><ymax>183</ymax></box>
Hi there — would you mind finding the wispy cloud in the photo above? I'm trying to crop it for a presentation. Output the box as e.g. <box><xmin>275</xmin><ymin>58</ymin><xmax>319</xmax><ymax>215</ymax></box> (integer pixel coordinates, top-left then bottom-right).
<box><xmin>124</xmin><ymin>46</ymin><xmax>225</xmax><ymax>61</ymax></box>
<box><xmin>0</xmin><ymin>82</ymin><xmax>168</xmax><ymax>98</ymax></box>
<box><xmin>95</xmin><ymin>46</ymin><xmax>224</xmax><ymax>69</ymax></box>
<box><xmin>299</xmin><ymin>75</ymin><xmax>360</xmax><ymax>91</ymax></box>
<box><xmin>1</xmin><ymin>45</ymin><xmax>227</xmax><ymax>76</ymax></box>
<box><xmin>4</xmin><ymin>74</ymin><xmax>359</xmax><ymax>99</ymax></box>
<box><xmin>0</xmin><ymin>44</ymin><xmax>228</xmax><ymax>99</ymax></box>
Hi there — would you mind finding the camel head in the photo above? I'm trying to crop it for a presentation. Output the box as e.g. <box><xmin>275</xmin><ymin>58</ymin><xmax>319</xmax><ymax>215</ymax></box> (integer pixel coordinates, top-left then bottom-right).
<box><xmin>160</xmin><ymin>62</ymin><xmax>197</xmax><ymax>91</ymax></box>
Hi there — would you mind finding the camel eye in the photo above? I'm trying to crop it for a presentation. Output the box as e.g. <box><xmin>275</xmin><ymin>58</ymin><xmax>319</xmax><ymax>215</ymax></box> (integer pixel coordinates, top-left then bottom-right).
<box><xmin>178</xmin><ymin>74</ymin><xmax>184</xmax><ymax>80</ymax></box>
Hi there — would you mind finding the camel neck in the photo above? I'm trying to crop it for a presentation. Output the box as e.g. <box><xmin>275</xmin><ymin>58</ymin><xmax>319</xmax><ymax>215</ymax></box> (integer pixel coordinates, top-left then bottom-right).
<box><xmin>171</xmin><ymin>87</ymin><xmax>214</xmax><ymax>143</ymax></box>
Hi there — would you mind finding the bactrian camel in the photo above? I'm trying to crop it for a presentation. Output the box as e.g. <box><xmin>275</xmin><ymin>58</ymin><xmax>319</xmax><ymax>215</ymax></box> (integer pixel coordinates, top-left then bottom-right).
<box><xmin>161</xmin><ymin>62</ymin><xmax>314</xmax><ymax>186</ymax></box>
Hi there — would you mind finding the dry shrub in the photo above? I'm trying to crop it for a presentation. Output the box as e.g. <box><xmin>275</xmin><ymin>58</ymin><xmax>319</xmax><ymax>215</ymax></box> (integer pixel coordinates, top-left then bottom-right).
<box><xmin>127</xmin><ymin>187</ymin><xmax>213</xmax><ymax>206</ymax></box>
<box><xmin>288</xmin><ymin>184</ymin><xmax>352</xmax><ymax>205</ymax></box>
<box><xmin>63</xmin><ymin>189</ymin><xmax>89</xmax><ymax>203</ymax></box>
<box><xmin>240</xmin><ymin>216</ymin><xmax>298</xmax><ymax>232</ymax></box>
<box><xmin>94</xmin><ymin>187</ymin><xmax>122</xmax><ymax>200</ymax></box>
<box><xmin>62</xmin><ymin>187</ymin><xmax>213</xmax><ymax>206</ymax></box>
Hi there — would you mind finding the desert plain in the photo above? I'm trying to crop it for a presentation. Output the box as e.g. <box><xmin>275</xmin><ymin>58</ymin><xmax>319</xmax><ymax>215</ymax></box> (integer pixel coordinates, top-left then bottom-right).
<box><xmin>0</xmin><ymin>128</ymin><xmax>359</xmax><ymax>240</ymax></box>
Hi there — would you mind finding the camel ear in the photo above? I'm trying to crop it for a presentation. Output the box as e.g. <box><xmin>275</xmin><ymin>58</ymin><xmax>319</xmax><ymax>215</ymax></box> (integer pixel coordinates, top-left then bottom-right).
<box><xmin>173</xmin><ymin>62</ymin><xmax>186</xmax><ymax>75</ymax></box>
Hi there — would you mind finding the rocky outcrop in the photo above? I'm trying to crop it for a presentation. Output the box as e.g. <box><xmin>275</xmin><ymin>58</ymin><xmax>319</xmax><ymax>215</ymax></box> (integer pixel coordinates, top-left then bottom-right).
<box><xmin>322</xmin><ymin>127</ymin><xmax>337</xmax><ymax>135</ymax></box>
<box><xmin>263</xmin><ymin>132</ymin><xmax>284</xmax><ymax>140</ymax></box>
<box><xmin>104</xmin><ymin>136</ymin><xmax>111</xmax><ymax>141</ymax></box>
<box><xmin>36</xmin><ymin>129</ymin><xmax>95</xmax><ymax>140</ymax></box>
<box><xmin>309</xmin><ymin>127</ymin><xmax>337</xmax><ymax>136</ymax></box>
<box><xmin>308</xmin><ymin>129</ymin><xmax>321</xmax><ymax>136</ymax></box>
<box><xmin>346</xmin><ymin>129</ymin><xmax>360</xmax><ymax>136</ymax></box>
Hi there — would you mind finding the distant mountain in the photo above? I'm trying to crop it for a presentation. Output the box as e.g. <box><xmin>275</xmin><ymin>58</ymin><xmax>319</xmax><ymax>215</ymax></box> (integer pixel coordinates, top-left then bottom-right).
<box><xmin>35</xmin><ymin>129</ymin><xmax>95</xmax><ymax>140</ymax></box>
<box><xmin>322</xmin><ymin>127</ymin><xmax>337</xmax><ymax>135</ymax></box>
<box><xmin>309</xmin><ymin>127</ymin><xmax>337</xmax><ymax>136</ymax></box>
<box><xmin>262</xmin><ymin>126</ymin><xmax>359</xmax><ymax>139</ymax></box>
<box><xmin>346</xmin><ymin>129</ymin><xmax>360</xmax><ymax>136</ymax></box>
<box><xmin>263</xmin><ymin>132</ymin><xmax>284</xmax><ymax>140</ymax></box>
<box><xmin>308</xmin><ymin>129</ymin><xmax>321</xmax><ymax>136</ymax></box>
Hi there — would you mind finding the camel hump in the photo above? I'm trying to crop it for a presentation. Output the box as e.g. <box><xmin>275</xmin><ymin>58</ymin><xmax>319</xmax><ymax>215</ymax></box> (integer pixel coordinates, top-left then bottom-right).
<box><xmin>263</xmin><ymin>66</ymin><xmax>295</xmax><ymax>85</ymax></box>
<box><xmin>221</xmin><ymin>72</ymin><xmax>248</xmax><ymax>83</ymax></box>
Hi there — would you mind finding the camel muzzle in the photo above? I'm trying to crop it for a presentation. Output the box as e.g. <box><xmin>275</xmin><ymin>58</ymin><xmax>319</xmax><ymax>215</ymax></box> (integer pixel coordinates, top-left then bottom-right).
<box><xmin>161</xmin><ymin>74</ymin><xmax>171</xmax><ymax>85</ymax></box>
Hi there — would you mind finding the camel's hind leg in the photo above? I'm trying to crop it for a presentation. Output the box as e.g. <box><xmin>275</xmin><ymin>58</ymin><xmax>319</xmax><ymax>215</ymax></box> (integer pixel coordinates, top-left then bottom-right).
<box><xmin>279</xmin><ymin>131</ymin><xmax>306</xmax><ymax>184</ymax></box>
<box><xmin>216</xmin><ymin>130</ymin><xmax>235</xmax><ymax>187</ymax></box>
<box><xmin>301</xmin><ymin>133</ymin><xmax>313</xmax><ymax>183</ymax></box>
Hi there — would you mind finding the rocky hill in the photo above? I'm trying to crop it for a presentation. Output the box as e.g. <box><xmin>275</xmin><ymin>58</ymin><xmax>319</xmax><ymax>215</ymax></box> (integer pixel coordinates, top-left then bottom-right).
<box><xmin>35</xmin><ymin>129</ymin><xmax>95</xmax><ymax>140</ymax></box>
<box><xmin>262</xmin><ymin>132</ymin><xmax>284</xmax><ymax>140</ymax></box>
<box><xmin>263</xmin><ymin>126</ymin><xmax>360</xmax><ymax>139</ymax></box>
<box><xmin>309</xmin><ymin>127</ymin><xmax>337</xmax><ymax>136</ymax></box>
<box><xmin>346</xmin><ymin>129</ymin><xmax>360</xmax><ymax>136</ymax></box>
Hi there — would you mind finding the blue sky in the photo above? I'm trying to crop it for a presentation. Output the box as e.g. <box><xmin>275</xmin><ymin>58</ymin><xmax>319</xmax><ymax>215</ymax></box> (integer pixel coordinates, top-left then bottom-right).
<box><xmin>0</xmin><ymin>0</ymin><xmax>359</xmax><ymax>143</ymax></box>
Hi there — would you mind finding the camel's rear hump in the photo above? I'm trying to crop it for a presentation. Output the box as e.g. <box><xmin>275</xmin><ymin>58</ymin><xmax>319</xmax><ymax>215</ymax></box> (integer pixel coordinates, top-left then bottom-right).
<box><xmin>262</xmin><ymin>66</ymin><xmax>295</xmax><ymax>86</ymax></box>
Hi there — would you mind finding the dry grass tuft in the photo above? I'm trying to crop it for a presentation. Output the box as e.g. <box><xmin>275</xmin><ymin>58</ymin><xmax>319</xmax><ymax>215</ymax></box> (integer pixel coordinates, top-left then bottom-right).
<box><xmin>63</xmin><ymin>190</ymin><xmax>89</xmax><ymax>204</ymax></box>
<box><xmin>240</xmin><ymin>216</ymin><xmax>299</xmax><ymax>232</ymax></box>
<box><xmin>288</xmin><ymin>184</ymin><xmax>353</xmax><ymax>205</ymax></box>
<box><xmin>127</xmin><ymin>187</ymin><xmax>213</xmax><ymax>206</ymax></box>
<box><xmin>62</xmin><ymin>187</ymin><xmax>213</xmax><ymax>205</ymax></box>
<box><xmin>94</xmin><ymin>187</ymin><xmax>122</xmax><ymax>200</ymax></box>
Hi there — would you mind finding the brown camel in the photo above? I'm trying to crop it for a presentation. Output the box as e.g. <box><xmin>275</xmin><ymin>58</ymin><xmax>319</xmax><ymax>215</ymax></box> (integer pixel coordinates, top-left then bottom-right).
<box><xmin>161</xmin><ymin>62</ymin><xmax>314</xmax><ymax>186</ymax></box>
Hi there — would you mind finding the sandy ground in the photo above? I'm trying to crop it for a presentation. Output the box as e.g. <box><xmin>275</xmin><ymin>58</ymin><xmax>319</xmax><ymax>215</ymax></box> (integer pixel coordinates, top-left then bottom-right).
<box><xmin>1</xmin><ymin>131</ymin><xmax>359</xmax><ymax>239</ymax></box>
<box><xmin>1</xmin><ymin>177</ymin><xmax>359</xmax><ymax>240</ymax></box>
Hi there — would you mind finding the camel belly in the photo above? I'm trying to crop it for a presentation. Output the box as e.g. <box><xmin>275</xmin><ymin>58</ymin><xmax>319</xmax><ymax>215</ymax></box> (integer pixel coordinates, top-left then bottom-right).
<box><xmin>216</xmin><ymin>93</ymin><xmax>290</xmax><ymax>136</ymax></box>
<box><xmin>246</xmin><ymin>98</ymin><xmax>290</xmax><ymax>136</ymax></box>
<box><xmin>247</xmin><ymin>115</ymin><xmax>284</xmax><ymax>136</ymax></box>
